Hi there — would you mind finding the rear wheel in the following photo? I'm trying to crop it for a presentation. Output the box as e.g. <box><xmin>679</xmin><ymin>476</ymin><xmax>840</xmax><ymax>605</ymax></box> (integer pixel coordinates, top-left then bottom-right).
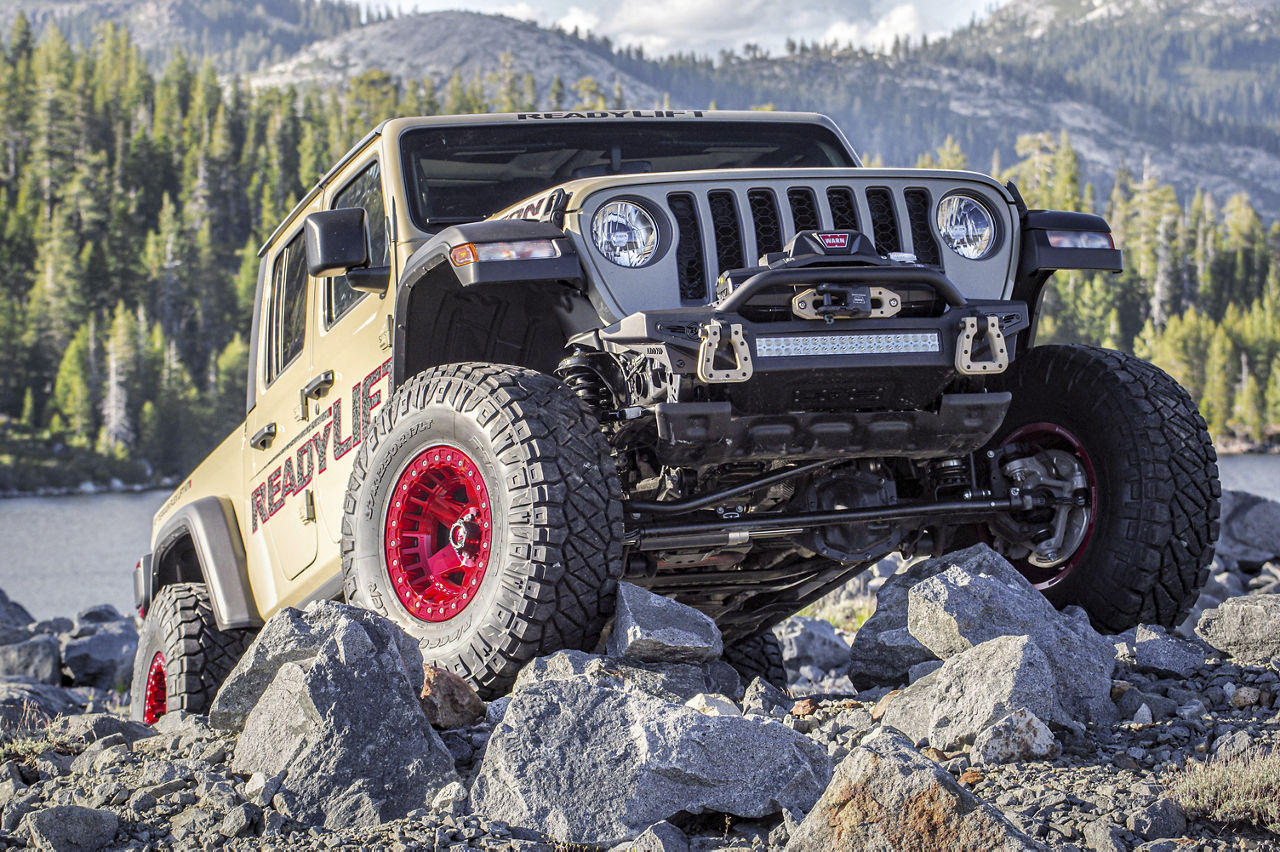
<box><xmin>343</xmin><ymin>363</ymin><xmax>624</xmax><ymax>698</ymax></box>
<box><xmin>723</xmin><ymin>631</ymin><xmax>788</xmax><ymax>688</ymax></box>
<box><xmin>128</xmin><ymin>583</ymin><xmax>254</xmax><ymax>723</ymax></box>
<box><xmin>979</xmin><ymin>345</ymin><xmax>1219</xmax><ymax>631</ymax></box>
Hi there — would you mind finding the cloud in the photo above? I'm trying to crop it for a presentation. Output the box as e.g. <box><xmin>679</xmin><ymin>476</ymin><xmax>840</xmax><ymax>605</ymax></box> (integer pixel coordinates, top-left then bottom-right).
<box><xmin>495</xmin><ymin>2</ymin><xmax>541</xmax><ymax>21</ymax></box>
<box><xmin>821</xmin><ymin>3</ymin><xmax>928</xmax><ymax>51</ymax></box>
<box><xmin>370</xmin><ymin>0</ymin><xmax>993</xmax><ymax>57</ymax></box>
<box><xmin>556</xmin><ymin>5</ymin><xmax>602</xmax><ymax>34</ymax></box>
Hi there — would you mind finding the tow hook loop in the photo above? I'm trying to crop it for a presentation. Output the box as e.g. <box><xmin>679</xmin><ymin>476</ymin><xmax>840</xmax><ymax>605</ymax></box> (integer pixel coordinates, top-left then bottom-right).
<box><xmin>955</xmin><ymin>315</ymin><xmax>1009</xmax><ymax>375</ymax></box>
<box><xmin>697</xmin><ymin>320</ymin><xmax>754</xmax><ymax>383</ymax></box>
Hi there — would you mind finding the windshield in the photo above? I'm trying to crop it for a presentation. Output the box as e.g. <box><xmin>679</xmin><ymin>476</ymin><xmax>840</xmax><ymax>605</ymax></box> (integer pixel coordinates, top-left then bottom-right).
<box><xmin>399</xmin><ymin>120</ymin><xmax>856</xmax><ymax>229</ymax></box>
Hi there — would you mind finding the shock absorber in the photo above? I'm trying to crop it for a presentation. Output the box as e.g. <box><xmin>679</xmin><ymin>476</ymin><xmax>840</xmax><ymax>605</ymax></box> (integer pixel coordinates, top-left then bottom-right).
<box><xmin>556</xmin><ymin>349</ymin><xmax>615</xmax><ymax>417</ymax></box>
<box><xmin>930</xmin><ymin>457</ymin><xmax>969</xmax><ymax>498</ymax></box>
<box><xmin>561</xmin><ymin>365</ymin><xmax>609</xmax><ymax>413</ymax></box>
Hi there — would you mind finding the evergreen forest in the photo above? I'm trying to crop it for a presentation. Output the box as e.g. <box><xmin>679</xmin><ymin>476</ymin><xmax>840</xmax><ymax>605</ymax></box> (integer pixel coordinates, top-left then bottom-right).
<box><xmin>0</xmin><ymin>14</ymin><xmax>1277</xmax><ymax>491</ymax></box>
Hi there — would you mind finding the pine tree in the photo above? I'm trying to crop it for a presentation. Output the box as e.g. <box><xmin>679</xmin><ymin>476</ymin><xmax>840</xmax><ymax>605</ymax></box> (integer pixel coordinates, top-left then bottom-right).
<box><xmin>1200</xmin><ymin>328</ymin><xmax>1236</xmax><ymax>438</ymax></box>
<box><xmin>51</xmin><ymin>321</ymin><xmax>97</xmax><ymax>441</ymax></box>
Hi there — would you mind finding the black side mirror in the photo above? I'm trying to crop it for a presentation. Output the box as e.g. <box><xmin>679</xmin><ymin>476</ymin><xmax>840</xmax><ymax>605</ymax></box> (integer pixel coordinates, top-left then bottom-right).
<box><xmin>305</xmin><ymin>208</ymin><xmax>369</xmax><ymax>277</ymax></box>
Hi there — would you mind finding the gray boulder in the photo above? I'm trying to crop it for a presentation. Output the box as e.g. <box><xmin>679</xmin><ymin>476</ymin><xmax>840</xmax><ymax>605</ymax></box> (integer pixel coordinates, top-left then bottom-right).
<box><xmin>742</xmin><ymin>676</ymin><xmax>792</xmax><ymax>718</ymax></box>
<box><xmin>1216</xmin><ymin>490</ymin><xmax>1280</xmax><ymax>568</ymax></box>
<box><xmin>1196</xmin><ymin>594</ymin><xmax>1280</xmax><ymax>663</ymax></box>
<box><xmin>229</xmin><ymin>603</ymin><xmax>457</xmax><ymax>829</ymax></box>
<box><xmin>0</xmin><ymin>635</ymin><xmax>60</xmax><ymax>684</ymax></box>
<box><xmin>211</xmin><ymin>600</ymin><xmax>424</xmax><ymax>732</ymax></box>
<box><xmin>970</xmin><ymin>708</ymin><xmax>1060</xmax><ymax>765</ymax></box>
<box><xmin>849</xmin><ymin>544</ymin><xmax>1047</xmax><ymax>689</ymax></box>
<box><xmin>21</xmin><ymin>804</ymin><xmax>117</xmax><ymax>851</ymax></box>
<box><xmin>786</xmin><ymin>728</ymin><xmax>1044</xmax><ymax>851</ymax></box>
<box><xmin>848</xmin><ymin>551</ymin><xmax>963</xmax><ymax>688</ymax></box>
<box><xmin>0</xmin><ymin>589</ymin><xmax>33</xmax><ymax>628</ymax></box>
<box><xmin>471</xmin><ymin>677</ymin><xmax>830</xmax><ymax>845</ymax></box>
<box><xmin>515</xmin><ymin>648</ymin><xmax>731</xmax><ymax>705</ymax></box>
<box><xmin>70</xmin><ymin>604</ymin><xmax>125</xmax><ymax>637</ymax></box>
<box><xmin>607</xmin><ymin>582</ymin><xmax>723</xmax><ymax>663</ymax></box>
<box><xmin>60</xmin><ymin>621</ymin><xmax>136</xmax><ymax>690</ymax></box>
<box><xmin>0</xmin><ymin>678</ymin><xmax>86</xmax><ymax>728</ymax></box>
<box><xmin>904</xmin><ymin>552</ymin><xmax>1116</xmax><ymax>724</ymax></box>
<box><xmin>880</xmin><ymin>635</ymin><xmax>1073</xmax><ymax>751</ymax></box>
<box><xmin>1132</xmin><ymin>625</ymin><xmax>1204</xmax><ymax>678</ymax></box>
<box><xmin>48</xmin><ymin>713</ymin><xmax>155</xmax><ymax>746</ymax></box>
<box><xmin>773</xmin><ymin>616</ymin><xmax>851</xmax><ymax>680</ymax></box>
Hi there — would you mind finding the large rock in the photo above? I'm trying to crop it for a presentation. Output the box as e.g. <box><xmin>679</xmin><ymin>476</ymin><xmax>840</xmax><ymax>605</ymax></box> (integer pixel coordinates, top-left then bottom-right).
<box><xmin>0</xmin><ymin>678</ymin><xmax>87</xmax><ymax>728</ymax></box>
<box><xmin>515</xmin><ymin>648</ymin><xmax>734</xmax><ymax>704</ymax></box>
<box><xmin>848</xmin><ymin>551</ymin><xmax>961</xmax><ymax>688</ymax></box>
<box><xmin>970</xmin><ymin>708</ymin><xmax>1060</xmax><ymax>765</ymax></box>
<box><xmin>1132</xmin><ymin>625</ymin><xmax>1205</xmax><ymax>678</ymax></box>
<box><xmin>880</xmin><ymin>635</ymin><xmax>1073</xmax><ymax>751</ymax></box>
<box><xmin>228</xmin><ymin>603</ymin><xmax>456</xmax><ymax>828</ymax></box>
<box><xmin>211</xmin><ymin>600</ymin><xmax>424</xmax><ymax>732</ymax></box>
<box><xmin>60</xmin><ymin>621</ymin><xmax>136</xmax><ymax>690</ymax></box>
<box><xmin>848</xmin><ymin>544</ymin><xmax>1051</xmax><ymax>689</ymax></box>
<box><xmin>607</xmin><ymin>583</ymin><xmax>723</xmax><ymax>663</ymax></box>
<box><xmin>419</xmin><ymin>666</ymin><xmax>485</xmax><ymax>728</ymax></box>
<box><xmin>786</xmin><ymin>728</ymin><xmax>1044</xmax><ymax>851</ymax></box>
<box><xmin>471</xmin><ymin>677</ymin><xmax>830</xmax><ymax>845</ymax></box>
<box><xmin>1195</xmin><ymin>594</ymin><xmax>1280</xmax><ymax>663</ymax></box>
<box><xmin>0</xmin><ymin>589</ymin><xmax>33</xmax><ymax>628</ymax></box>
<box><xmin>1215</xmin><ymin>490</ymin><xmax>1280</xmax><ymax>568</ymax></box>
<box><xmin>0</xmin><ymin>635</ymin><xmax>60</xmax><ymax>684</ymax></box>
<box><xmin>21</xmin><ymin>805</ymin><xmax>118</xmax><ymax>851</ymax></box>
<box><xmin>905</xmin><ymin>553</ymin><xmax>1116</xmax><ymax>723</ymax></box>
<box><xmin>774</xmin><ymin>616</ymin><xmax>851</xmax><ymax>680</ymax></box>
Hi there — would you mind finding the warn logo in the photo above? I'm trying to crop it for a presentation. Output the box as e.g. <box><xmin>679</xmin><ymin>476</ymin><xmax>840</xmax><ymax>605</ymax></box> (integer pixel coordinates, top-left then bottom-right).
<box><xmin>817</xmin><ymin>233</ymin><xmax>850</xmax><ymax>249</ymax></box>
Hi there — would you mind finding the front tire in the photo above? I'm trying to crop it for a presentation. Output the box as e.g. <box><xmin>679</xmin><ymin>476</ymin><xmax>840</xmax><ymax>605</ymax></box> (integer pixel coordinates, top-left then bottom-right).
<box><xmin>981</xmin><ymin>345</ymin><xmax>1219</xmax><ymax>632</ymax></box>
<box><xmin>342</xmin><ymin>363</ymin><xmax>624</xmax><ymax>698</ymax></box>
<box><xmin>128</xmin><ymin>583</ymin><xmax>254</xmax><ymax>723</ymax></box>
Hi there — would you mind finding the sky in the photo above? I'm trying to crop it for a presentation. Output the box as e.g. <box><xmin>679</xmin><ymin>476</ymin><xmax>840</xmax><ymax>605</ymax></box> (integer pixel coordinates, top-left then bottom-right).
<box><xmin>358</xmin><ymin>0</ymin><xmax>1000</xmax><ymax>57</ymax></box>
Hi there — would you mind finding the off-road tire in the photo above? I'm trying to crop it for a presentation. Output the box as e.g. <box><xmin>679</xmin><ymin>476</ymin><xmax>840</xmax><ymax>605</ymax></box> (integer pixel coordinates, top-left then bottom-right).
<box><xmin>128</xmin><ymin>583</ymin><xmax>254</xmax><ymax>723</ymax></box>
<box><xmin>984</xmin><ymin>344</ymin><xmax>1219</xmax><ymax>632</ymax></box>
<box><xmin>723</xmin><ymin>631</ymin><xmax>788</xmax><ymax>687</ymax></box>
<box><xmin>342</xmin><ymin>362</ymin><xmax>624</xmax><ymax>698</ymax></box>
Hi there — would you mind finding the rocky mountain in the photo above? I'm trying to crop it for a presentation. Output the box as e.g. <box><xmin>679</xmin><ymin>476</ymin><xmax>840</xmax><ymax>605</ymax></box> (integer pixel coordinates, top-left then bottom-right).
<box><xmin>237</xmin><ymin>4</ymin><xmax>1280</xmax><ymax>220</ymax></box>
<box><xmin>3</xmin><ymin>0</ymin><xmax>1279</xmax><ymax>219</ymax></box>
<box><xmin>0</xmin><ymin>0</ymin><xmax>368</xmax><ymax>72</ymax></box>
<box><xmin>245</xmin><ymin>10</ymin><xmax>667</xmax><ymax>107</ymax></box>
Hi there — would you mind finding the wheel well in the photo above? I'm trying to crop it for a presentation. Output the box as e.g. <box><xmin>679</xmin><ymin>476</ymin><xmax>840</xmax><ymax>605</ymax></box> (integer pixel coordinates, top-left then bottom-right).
<box><xmin>154</xmin><ymin>529</ymin><xmax>205</xmax><ymax>591</ymax></box>
<box><xmin>399</xmin><ymin>265</ymin><xmax>599</xmax><ymax>380</ymax></box>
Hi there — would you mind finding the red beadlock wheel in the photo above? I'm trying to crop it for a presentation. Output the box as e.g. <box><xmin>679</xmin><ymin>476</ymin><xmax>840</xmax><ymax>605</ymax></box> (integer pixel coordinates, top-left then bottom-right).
<box><xmin>384</xmin><ymin>445</ymin><xmax>494</xmax><ymax>622</ymax></box>
<box><xmin>142</xmin><ymin>652</ymin><xmax>167</xmax><ymax>725</ymax></box>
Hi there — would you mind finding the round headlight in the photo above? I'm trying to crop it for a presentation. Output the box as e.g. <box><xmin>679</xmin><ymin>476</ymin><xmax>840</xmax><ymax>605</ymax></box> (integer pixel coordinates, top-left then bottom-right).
<box><xmin>936</xmin><ymin>195</ymin><xmax>997</xmax><ymax>260</ymax></box>
<box><xmin>592</xmin><ymin>201</ymin><xmax>658</xmax><ymax>267</ymax></box>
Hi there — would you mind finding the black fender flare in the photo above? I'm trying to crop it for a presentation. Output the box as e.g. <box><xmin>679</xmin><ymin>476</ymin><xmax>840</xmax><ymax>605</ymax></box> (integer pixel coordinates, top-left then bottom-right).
<box><xmin>137</xmin><ymin>496</ymin><xmax>262</xmax><ymax>629</ymax></box>
<box><xmin>391</xmin><ymin>220</ymin><xmax>595</xmax><ymax>387</ymax></box>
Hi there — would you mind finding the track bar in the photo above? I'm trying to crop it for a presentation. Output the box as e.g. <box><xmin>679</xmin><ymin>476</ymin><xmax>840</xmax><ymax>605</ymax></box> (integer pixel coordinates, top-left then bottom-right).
<box><xmin>625</xmin><ymin>495</ymin><xmax>1035</xmax><ymax>551</ymax></box>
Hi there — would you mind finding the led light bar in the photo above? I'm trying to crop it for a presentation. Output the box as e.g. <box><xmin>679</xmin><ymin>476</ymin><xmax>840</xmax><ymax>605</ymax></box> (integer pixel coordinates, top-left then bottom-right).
<box><xmin>756</xmin><ymin>331</ymin><xmax>941</xmax><ymax>358</ymax></box>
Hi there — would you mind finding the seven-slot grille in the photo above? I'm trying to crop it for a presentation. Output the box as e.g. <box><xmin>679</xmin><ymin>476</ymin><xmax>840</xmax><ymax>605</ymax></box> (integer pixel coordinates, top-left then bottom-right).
<box><xmin>665</xmin><ymin>183</ymin><xmax>943</xmax><ymax>303</ymax></box>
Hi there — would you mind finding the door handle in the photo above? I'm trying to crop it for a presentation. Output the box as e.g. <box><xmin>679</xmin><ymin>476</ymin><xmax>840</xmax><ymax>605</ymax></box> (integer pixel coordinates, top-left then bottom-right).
<box><xmin>250</xmin><ymin>423</ymin><xmax>277</xmax><ymax>450</ymax></box>
<box><xmin>299</xmin><ymin>370</ymin><xmax>336</xmax><ymax>420</ymax></box>
<box><xmin>302</xmin><ymin>370</ymin><xmax>336</xmax><ymax>400</ymax></box>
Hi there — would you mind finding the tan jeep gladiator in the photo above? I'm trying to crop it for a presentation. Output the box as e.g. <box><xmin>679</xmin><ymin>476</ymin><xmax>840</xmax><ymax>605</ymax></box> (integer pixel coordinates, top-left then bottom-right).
<box><xmin>129</xmin><ymin>110</ymin><xmax>1219</xmax><ymax>723</ymax></box>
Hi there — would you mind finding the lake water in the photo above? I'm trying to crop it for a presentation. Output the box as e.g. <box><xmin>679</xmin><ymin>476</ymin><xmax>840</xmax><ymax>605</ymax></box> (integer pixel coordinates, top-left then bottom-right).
<box><xmin>0</xmin><ymin>453</ymin><xmax>1277</xmax><ymax>622</ymax></box>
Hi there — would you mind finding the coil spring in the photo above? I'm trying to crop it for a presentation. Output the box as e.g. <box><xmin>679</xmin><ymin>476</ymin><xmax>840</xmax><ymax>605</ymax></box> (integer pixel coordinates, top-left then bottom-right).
<box><xmin>561</xmin><ymin>365</ymin><xmax>610</xmax><ymax>414</ymax></box>
<box><xmin>930</xmin><ymin>458</ymin><xmax>968</xmax><ymax>493</ymax></box>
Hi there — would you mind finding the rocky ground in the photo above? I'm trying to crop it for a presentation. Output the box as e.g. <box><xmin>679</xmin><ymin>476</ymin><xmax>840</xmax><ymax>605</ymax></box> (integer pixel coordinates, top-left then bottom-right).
<box><xmin>0</xmin><ymin>490</ymin><xmax>1279</xmax><ymax>850</ymax></box>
